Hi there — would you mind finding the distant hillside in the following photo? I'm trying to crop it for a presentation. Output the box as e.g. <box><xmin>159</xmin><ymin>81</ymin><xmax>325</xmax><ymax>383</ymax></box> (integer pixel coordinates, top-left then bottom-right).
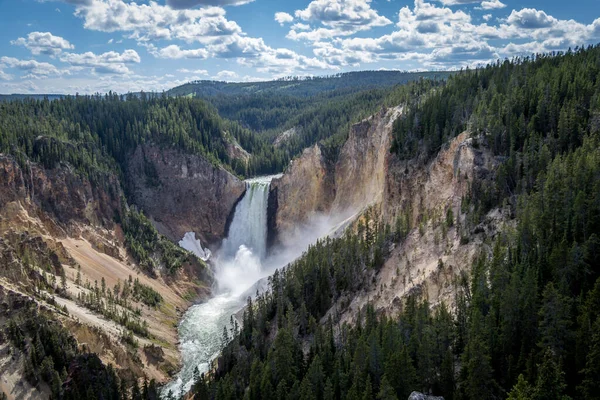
<box><xmin>0</xmin><ymin>93</ymin><xmax>65</xmax><ymax>102</ymax></box>
<box><xmin>167</xmin><ymin>70</ymin><xmax>452</xmax><ymax>98</ymax></box>
<box><xmin>166</xmin><ymin>71</ymin><xmax>452</xmax><ymax>165</ymax></box>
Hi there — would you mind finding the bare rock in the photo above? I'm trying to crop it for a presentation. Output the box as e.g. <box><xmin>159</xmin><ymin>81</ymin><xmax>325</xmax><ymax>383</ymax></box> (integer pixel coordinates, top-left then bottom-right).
<box><xmin>408</xmin><ymin>391</ymin><xmax>445</xmax><ymax>400</ymax></box>
<box><xmin>269</xmin><ymin>106</ymin><xmax>402</xmax><ymax>243</ymax></box>
<box><xmin>126</xmin><ymin>145</ymin><xmax>245</xmax><ymax>248</ymax></box>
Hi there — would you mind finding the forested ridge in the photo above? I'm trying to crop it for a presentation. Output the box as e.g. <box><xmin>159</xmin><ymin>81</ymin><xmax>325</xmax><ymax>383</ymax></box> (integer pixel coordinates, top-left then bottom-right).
<box><xmin>0</xmin><ymin>93</ymin><xmax>290</xmax><ymax>178</ymax></box>
<box><xmin>3</xmin><ymin>293</ymin><xmax>162</xmax><ymax>400</ymax></box>
<box><xmin>169</xmin><ymin>71</ymin><xmax>451</xmax><ymax>165</ymax></box>
<box><xmin>189</xmin><ymin>45</ymin><xmax>600</xmax><ymax>400</ymax></box>
<box><xmin>167</xmin><ymin>71</ymin><xmax>452</xmax><ymax>98</ymax></box>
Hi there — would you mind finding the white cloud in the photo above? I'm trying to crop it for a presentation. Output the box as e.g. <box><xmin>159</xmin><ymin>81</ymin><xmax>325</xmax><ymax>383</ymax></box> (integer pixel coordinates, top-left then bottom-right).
<box><xmin>150</xmin><ymin>44</ymin><xmax>209</xmax><ymax>59</ymax></box>
<box><xmin>0</xmin><ymin>56</ymin><xmax>65</xmax><ymax>78</ymax></box>
<box><xmin>478</xmin><ymin>0</ymin><xmax>505</xmax><ymax>10</ymax></box>
<box><xmin>507</xmin><ymin>8</ymin><xmax>556</xmax><ymax>29</ymax></box>
<box><xmin>436</xmin><ymin>0</ymin><xmax>478</xmax><ymax>5</ymax></box>
<box><xmin>290</xmin><ymin>0</ymin><xmax>392</xmax><ymax>41</ymax></box>
<box><xmin>214</xmin><ymin>70</ymin><xmax>238</xmax><ymax>81</ymax></box>
<box><xmin>107</xmin><ymin>38</ymin><xmax>114</xmax><ymax>44</ymax></box>
<box><xmin>11</xmin><ymin>32</ymin><xmax>74</xmax><ymax>56</ymax></box>
<box><xmin>275</xmin><ymin>12</ymin><xmax>294</xmax><ymax>26</ymax></box>
<box><xmin>0</xmin><ymin>67</ymin><xmax>12</xmax><ymax>81</ymax></box>
<box><xmin>482</xmin><ymin>14</ymin><xmax>492</xmax><ymax>21</ymax></box>
<box><xmin>71</xmin><ymin>0</ymin><xmax>241</xmax><ymax>44</ymax></box>
<box><xmin>166</xmin><ymin>0</ymin><xmax>254</xmax><ymax>8</ymax></box>
<box><xmin>177</xmin><ymin>68</ymin><xmax>209</xmax><ymax>75</ymax></box>
<box><xmin>291</xmin><ymin>22</ymin><xmax>311</xmax><ymax>31</ymax></box>
<box><xmin>60</xmin><ymin>49</ymin><xmax>140</xmax><ymax>74</ymax></box>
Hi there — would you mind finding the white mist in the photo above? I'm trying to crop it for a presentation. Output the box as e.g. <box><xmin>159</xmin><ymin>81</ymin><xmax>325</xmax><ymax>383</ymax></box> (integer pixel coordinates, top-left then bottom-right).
<box><xmin>162</xmin><ymin>175</ymin><xmax>277</xmax><ymax>398</ymax></box>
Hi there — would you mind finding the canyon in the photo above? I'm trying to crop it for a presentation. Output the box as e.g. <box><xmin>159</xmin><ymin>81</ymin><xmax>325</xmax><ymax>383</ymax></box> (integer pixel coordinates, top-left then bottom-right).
<box><xmin>0</xmin><ymin>103</ymin><xmax>504</xmax><ymax>400</ymax></box>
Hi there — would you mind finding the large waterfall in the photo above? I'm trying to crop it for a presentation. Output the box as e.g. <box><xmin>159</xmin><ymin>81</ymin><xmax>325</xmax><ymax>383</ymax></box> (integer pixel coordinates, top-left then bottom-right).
<box><xmin>163</xmin><ymin>175</ymin><xmax>278</xmax><ymax>398</ymax></box>
<box><xmin>220</xmin><ymin>176</ymin><xmax>271</xmax><ymax>261</ymax></box>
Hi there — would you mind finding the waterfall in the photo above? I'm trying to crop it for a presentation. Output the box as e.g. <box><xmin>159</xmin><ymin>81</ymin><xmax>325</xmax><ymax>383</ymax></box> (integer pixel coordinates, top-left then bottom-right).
<box><xmin>162</xmin><ymin>175</ymin><xmax>279</xmax><ymax>398</ymax></box>
<box><xmin>215</xmin><ymin>175</ymin><xmax>276</xmax><ymax>297</ymax></box>
<box><xmin>220</xmin><ymin>176</ymin><xmax>271</xmax><ymax>261</ymax></box>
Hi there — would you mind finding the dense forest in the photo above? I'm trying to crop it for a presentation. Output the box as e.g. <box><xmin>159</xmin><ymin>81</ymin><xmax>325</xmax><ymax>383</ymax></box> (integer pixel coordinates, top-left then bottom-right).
<box><xmin>0</xmin><ymin>93</ymin><xmax>290</xmax><ymax>178</ymax></box>
<box><xmin>169</xmin><ymin>71</ymin><xmax>451</xmax><ymax>165</ymax></box>
<box><xmin>0</xmin><ymin>72</ymin><xmax>437</xmax><ymax>181</ymax></box>
<box><xmin>188</xmin><ymin>45</ymin><xmax>600</xmax><ymax>400</ymax></box>
<box><xmin>167</xmin><ymin>71</ymin><xmax>452</xmax><ymax>98</ymax></box>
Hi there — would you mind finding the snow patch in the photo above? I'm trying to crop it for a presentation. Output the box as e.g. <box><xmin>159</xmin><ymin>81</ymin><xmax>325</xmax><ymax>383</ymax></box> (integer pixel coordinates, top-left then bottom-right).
<box><xmin>179</xmin><ymin>232</ymin><xmax>211</xmax><ymax>261</ymax></box>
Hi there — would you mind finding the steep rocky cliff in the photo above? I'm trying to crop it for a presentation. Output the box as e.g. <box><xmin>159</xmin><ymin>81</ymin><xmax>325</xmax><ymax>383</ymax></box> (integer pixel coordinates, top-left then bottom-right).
<box><xmin>126</xmin><ymin>145</ymin><xmax>246</xmax><ymax>248</ymax></box>
<box><xmin>268</xmin><ymin>144</ymin><xmax>334</xmax><ymax>241</ymax></box>
<box><xmin>329</xmin><ymin>131</ymin><xmax>504</xmax><ymax>324</ymax></box>
<box><xmin>269</xmin><ymin>106</ymin><xmax>402</xmax><ymax>243</ymax></box>
<box><xmin>270</xmin><ymin>107</ymin><xmax>504</xmax><ymax>322</ymax></box>
<box><xmin>0</xmin><ymin>155</ymin><xmax>122</xmax><ymax>238</ymax></box>
<box><xmin>0</xmin><ymin>153</ymin><xmax>215</xmax><ymax>397</ymax></box>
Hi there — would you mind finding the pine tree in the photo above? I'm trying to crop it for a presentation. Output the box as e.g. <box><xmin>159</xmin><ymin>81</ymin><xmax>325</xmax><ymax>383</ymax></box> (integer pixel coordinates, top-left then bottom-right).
<box><xmin>533</xmin><ymin>348</ymin><xmax>570</xmax><ymax>400</ymax></box>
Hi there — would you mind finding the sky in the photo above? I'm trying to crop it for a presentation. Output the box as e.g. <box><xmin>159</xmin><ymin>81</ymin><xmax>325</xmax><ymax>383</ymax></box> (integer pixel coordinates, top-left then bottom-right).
<box><xmin>0</xmin><ymin>0</ymin><xmax>598</xmax><ymax>94</ymax></box>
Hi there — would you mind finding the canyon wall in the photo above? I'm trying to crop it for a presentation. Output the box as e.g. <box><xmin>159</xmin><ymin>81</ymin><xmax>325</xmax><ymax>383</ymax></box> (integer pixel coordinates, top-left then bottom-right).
<box><xmin>126</xmin><ymin>145</ymin><xmax>246</xmax><ymax>248</ymax></box>
<box><xmin>269</xmin><ymin>106</ymin><xmax>402</xmax><ymax>244</ymax></box>
<box><xmin>269</xmin><ymin>106</ymin><xmax>503</xmax><ymax>322</ymax></box>
<box><xmin>0</xmin><ymin>155</ymin><xmax>122</xmax><ymax>238</ymax></box>
<box><xmin>0</xmin><ymin>153</ymin><xmax>215</xmax><ymax>394</ymax></box>
<box><xmin>332</xmin><ymin>131</ymin><xmax>503</xmax><ymax>324</ymax></box>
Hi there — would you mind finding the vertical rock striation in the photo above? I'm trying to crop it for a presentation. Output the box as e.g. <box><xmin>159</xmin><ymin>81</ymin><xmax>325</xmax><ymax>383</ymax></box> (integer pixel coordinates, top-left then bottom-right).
<box><xmin>126</xmin><ymin>145</ymin><xmax>246</xmax><ymax>248</ymax></box>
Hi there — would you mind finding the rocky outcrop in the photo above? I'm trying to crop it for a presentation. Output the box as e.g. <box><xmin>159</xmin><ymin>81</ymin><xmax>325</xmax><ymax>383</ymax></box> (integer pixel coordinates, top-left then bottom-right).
<box><xmin>273</xmin><ymin>126</ymin><xmax>299</xmax><ymax>148</ymax></box>
<box><xmin>269</xmin><ymin>106</ymin><xmax>402</xmax><ymax>243</ymax></box>
<box><xmin>325</xmin><ymin>132</ymin><xmax>504</xmax><ymax>325</ymax></box>
<box><xmin>408</xmin><ymin>392</ymin><xmax>445</xmax><ymax>400</ymax></box>
<box><xmin>126</xmin><ymin>145</ymin><xmax>246</xmax><ymax>248</ymax></box>
<box><xmin>0</xmin><ymin>155</ymin><xmax>122</xmax><ymax>236</ymax></box>
<box><xmin>268</xmin><ymin>144</ymin><xmax>334</xmax><ymax>240</ymax></box>
<box><xmin>269</xmin><ymin>103</ymin><xmax>504</xmax><ymax>324</ymax></box>
<box><xmin>331</xmin><ymin>107</ymin><xmax>399</xmax><ymax>213</ymax></box>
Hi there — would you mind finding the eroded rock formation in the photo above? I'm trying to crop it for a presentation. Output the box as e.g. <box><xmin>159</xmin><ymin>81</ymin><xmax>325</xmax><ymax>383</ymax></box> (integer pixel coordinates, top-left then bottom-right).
<box><xmin>126</xmin><ymin>144</ymin><xmax>246</xmax><ymax>248</ymax></box>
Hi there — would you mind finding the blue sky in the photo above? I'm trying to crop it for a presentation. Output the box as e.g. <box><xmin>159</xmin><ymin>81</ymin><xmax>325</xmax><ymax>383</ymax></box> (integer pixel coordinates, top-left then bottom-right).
<box><xmin>0</xmin><ymin>0</ymin><xmax>599</xmax><ymax>94</ymax></box>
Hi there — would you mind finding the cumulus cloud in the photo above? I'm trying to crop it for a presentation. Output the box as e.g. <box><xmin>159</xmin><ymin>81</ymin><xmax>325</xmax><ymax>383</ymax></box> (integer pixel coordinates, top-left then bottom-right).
<box><xmin>0</xmin><ymin>56</ymin><xmax>65</xmax><ymax>78</ymax></box>
<box><xmin>275</xmin><ymin>12</ymin><xmax>294</xmax><ymax>26</ymax></box>
<box><xmin>290</xmin><ymin>0</ymin><xmax>392</xmax><ymax>41</ymax></box>
<box><xmin>166</xmin><ymin>0</ymin><xmax>254</xmax><ymax>9</ymax></box>
<box><xmin>507</xmin><ymin>8</ymin><xmax>556</xmax><ymax>29</ymax></box>
<box><xmin>60</xmin><ymin>49</ymin><xmax>140</xmax><ymax>74</ymax></box>
<box><xmin>150</xmin><ymin>45</ymin><xmax>209</xmax><ymax>59</ymax></box>
<box><xmin>214</xmin><ymin>70</ymin><xmax>238</xmax><ymax>80</ymax></box>
<box><xmin>11</xmin><ymin>32</ymin><xmax>74</xmax><ymax>56</ymax></box>
<box><xmin>478</xmin><ymin>0</ymin><xmax>505</xmax><ymax>10</ymax></box>
<box><xmin>30</xmin><ymin>0</ymin><xmax>600</xmax><ymax>85</ymax></box>
<box><xmin>305</xmin><ymin>0</ymin><xmax>600</xmax><ymax>71</ymax></box>
<box><xmin>71</xmin><ymin>0</ymin><xmax>241</xmax><ymax>44</ymax></box>
<box><xmin>291</xmin><ymin>22</ymin><xmax>311</xmax><ymax>31</ymax></box>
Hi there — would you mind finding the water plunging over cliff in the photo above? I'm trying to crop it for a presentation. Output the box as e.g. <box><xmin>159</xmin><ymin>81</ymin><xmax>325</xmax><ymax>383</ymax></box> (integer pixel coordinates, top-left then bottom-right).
<box><xmin>221</xmin><ymin>176</ymin><xmax>271</xmax><ymax>261</ymax></box>
<box><xmin>163</xmin><ymin>175</ymin><xmax>278</xmax><ymax>398</ymax></box>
